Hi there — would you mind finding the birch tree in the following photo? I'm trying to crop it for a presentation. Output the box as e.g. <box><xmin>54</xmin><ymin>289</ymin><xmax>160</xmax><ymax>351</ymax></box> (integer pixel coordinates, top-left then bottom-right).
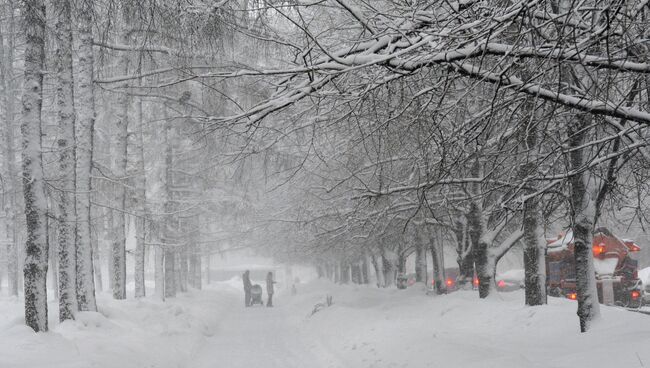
<box><xmin>21</xmin><ymin>0</ymin><xmax>49</xmax><ymax>332</ymax></box>
<box><xmin>52</xmin><ymin>0</ymin><xmax>77</xmax><ymax>321</ymax></box>
<box><xmin>132</xmin><ymin>89</ymin><xmax>147</xmax><ymax>298</ymax></box>
<box><xmin>111</xmin><ymin>83</ymin><xmax>128</xmax><ymax>300</ymax></box>
<box><xmin>74</xmin><ymin>0</ymin><xmax>97</xmax><ymax>311</ymax></box>
<box><xmin>1</xmin><ymin>0</ymin><xmax>18</xmax><ymax>297</ymax></box>
<box><xmin>568</xmin><ymin>115</ymin><xmax>601</xmax><ymax>332</ymax></box>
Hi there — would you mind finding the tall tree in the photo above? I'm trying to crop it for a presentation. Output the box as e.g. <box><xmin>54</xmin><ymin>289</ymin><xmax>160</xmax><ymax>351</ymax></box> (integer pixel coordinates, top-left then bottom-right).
<box><xmin>52</xmin><ymin>0</ymin><xmax>77</xmax><ymax>321</ymax></box>
<box><xmin>1</xmin><ymin>0</ymin><xmax>18</xmax><ymax>297</ymax></box>
<box><xmin>132</xmin><ymin>79</ymin><xmax>147</xmax><ymax>298</ymax></box>
<box><xmin>568</xmin><ymin>115</ymin><xmax>601</xmax><ymax>332</ymax></box>
<box><xmin>21</xmin><ymin>0</ymin><xmax>49</xmax><ymax>332</ymax></box>
<box><xmin>111</xmin><ymin>87</ymin><xmax>128</xmax><ymax>300</ymax></box>
<box><xmin>521</xmin><ymin>104</ymin><xmax>547</xmax><ymax>306</ymax></box>
<box><xmin>74</xmin><ymin>0</ymin><xmax>97</xmax><ymax>311</ymax></box>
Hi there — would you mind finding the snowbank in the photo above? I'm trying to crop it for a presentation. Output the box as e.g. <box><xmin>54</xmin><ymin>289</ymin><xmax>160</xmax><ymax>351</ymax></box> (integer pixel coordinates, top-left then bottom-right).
<box><xmin>0</xmin><ymin>289</ymin><xmax>224</xmax><ymax>368</ymax></box>
<box><xmin>3</xmin><ymin>278</ymin><xmax>650</xmax><ymax>368</ymax></box>
<box><xmin>286</xmin><ymin>280</ymin><xmax>650</xmax><ymax>368</ymax></box>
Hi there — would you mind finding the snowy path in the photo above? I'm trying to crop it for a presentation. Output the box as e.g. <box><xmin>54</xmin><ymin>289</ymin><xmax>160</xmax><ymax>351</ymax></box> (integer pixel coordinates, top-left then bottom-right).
<box><xmin>5</xmin><ymin>279</ymin><xmax>650</xmax><ymax>368</ymax></box>
<box><xmin>191</xmin><ymin>288</ymin><xmax>344</xmax><ymax>368</ymax></box>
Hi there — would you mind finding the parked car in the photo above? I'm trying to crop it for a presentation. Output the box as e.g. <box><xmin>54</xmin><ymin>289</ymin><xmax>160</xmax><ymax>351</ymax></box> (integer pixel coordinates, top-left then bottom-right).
<box><xmin>495</xmin><ymin>269</ymin><xmax>524</xmax><ymax>292</ymax></box>
<box><xmin>433</xmin><ymin>268</ymin><xmax>478</xmax><ymax>292</ymax></box>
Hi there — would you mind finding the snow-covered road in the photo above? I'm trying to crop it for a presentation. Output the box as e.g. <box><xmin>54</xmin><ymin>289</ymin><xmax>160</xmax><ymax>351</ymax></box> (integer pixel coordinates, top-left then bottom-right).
<box><xmin>191</xmin><ymin>288</ymin><xmax>343</xmax><ymax>368</ymax></box>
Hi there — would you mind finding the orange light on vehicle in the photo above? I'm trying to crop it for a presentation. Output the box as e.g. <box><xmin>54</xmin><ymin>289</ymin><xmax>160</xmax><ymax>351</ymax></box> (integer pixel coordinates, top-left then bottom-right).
<box><xmin>497</xmin><ymin>280</ymin><xmax>506</xmax><ymax>288</ymax></box>
<box><xmin>567</xmin><ymin>293</ymin><xmax>577</xmax><ymax>300</ymax></box>
<box><xmin>631</xmin><ymin>291</ymin><xmax>641</xmax><ymax>300</ymax></box>
<box><xmin>592</xmin><ymin>244</ymin><xmax>605</xmax><ymax>256</ymax></box>
<box><xmin>446</xmin><ymin>278</ymin><xmax>454</xmax><ymax>287</ymax></box>
<box><xmin>473</xmin><ymin>277</ymin><xmax>479</xmax><ymax>286</ymax></box>
<box><xmin>625</xmin><ymin>242</ymin><xmax>641</xmax><ymax>252</ymax></box>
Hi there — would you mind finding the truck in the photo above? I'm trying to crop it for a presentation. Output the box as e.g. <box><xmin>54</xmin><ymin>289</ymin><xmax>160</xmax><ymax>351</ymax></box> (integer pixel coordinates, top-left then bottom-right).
<box><xmin>546</xmin><ymin>227</ymin><xmax>643</xmax><ymax>308</ymax></box>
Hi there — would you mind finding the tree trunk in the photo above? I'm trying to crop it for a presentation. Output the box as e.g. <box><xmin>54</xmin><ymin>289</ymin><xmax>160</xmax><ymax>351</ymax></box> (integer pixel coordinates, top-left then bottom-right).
<box><xmin>21</xmin><ymin>0</ymin><xmax>49</xmax><ymax>331</ymax></box>
<box><xmin>106</xmin><ymin>208</ymin><xmax>114</xmax><ymax>290</ymax></box>
<box><xmin>382</xmin><ymin>252</ymin><xmax>396</xmax><ymax>287</ymax></box>
<box><xmin>188</xmin><ymin>252</ymin><xmax>196</xmax><ymax>288</ymax></box>
<box><xmin>74</xmin><ymin>0</ymin><xmax>97</xmax><ymax>312</ymax></box>
<box><xmin>364</xmin><ymin>253</ymin><xmax>375</xmax><ymax>285</ymax></box>
<box><xmin>415</xmin><ymin>233</ymin><xmax>427</xmax><ymax>283</ymax></box>
<box><xmin>47</xmin><ymin>206</ymin><xmax>58</xmax><ymax>301</ymax></box>
<box><xmin>430</xmin><ymin>236</ymin><xmax>446</xmax><ymax>294</ymax></box>
<box><xmin>49</xmin><ymin>234</ymin><xmax>58</xmax><ymax>300</ymax></box>
<box><xmin>519</xmin><ymin>108</ymin><xmax>547</xmax><ymax>306</ymax></box>
<box><xmin>164</xmin><ymin>250</ymin><xmax>176</xmax><ymax>298</ymax></box>
<box><xmin>155</xmin><ymin>246</ymin><xmax>165</xmax><ymax>300</ymax></box>
<box><xmin>360</xmin><ymin>259</ymin><xmax>369</xmax><ymax>284</ymax></box>
<box><xmin>204</xmin><ymin>254</ymin><xmax>210</xmax><ymax>285</ymax></box>
<box><xmin>53</xmin><ymin>0</ymin><xmax>77</xmax><ymax>320</ymax></box>
<box><xmin>469</xmin><ymin>202</ymin><xmax>494</xmax><ymax>298</ymax></box>
<box><xmin>111</xmin><ymin>84</ymin><xmax>128</xmax><ymax>300</ymax></box>
<box><xmin>162</xmin><ymin>106</ymin><xmax>176</xmax><ymax>298</ymax></box>
<box><xmin>193</xmin><ymin>254</ymin><xmax>202</xmax><ymax>290</ymax></box>
<box><xmin>174</xmin><ymin>250</ymin><xmax>182</xmax><ymax>293</ymax></box>
<box><xmin>372</xmin><ymin>254</ymin><xmax>385</xmax><ymax>287</ymax></box>
<box><xmin>129</xmin><ymin>4</ymin><xmax>148</xmax><ymax>301</ymax></box>
<box><xmin>569</xmin><ymin>115</ymin><xmax>600</xmax><ymax>332</ymax></box>
<box><xmin>179</xmin><ymin>248</ymin><xmax>188</xmax><ymax>292</ymax></box>
<box><xmin>339</xmin><ymin>261</ymin><xmax>350</xmax><ymax>284</ymax></box>
<box><xmin>91</xmin><ymin>224</ymin><xmax>102</xmax><ymax>292</ymax></box>
<box><xmin>0</xmin><ymin>2</ymin><xmax>18</xmax><ymax>297</ymax></box>
<box><xmin>134</xmin><ymin>215</ymin><xmax>146</xmax><ymax>297</ymax></box>
<box><xmin>350</xmin><ymin>260</ymin><xmax>361</xmax><ymax>284</ymax></box>
<box><xmin>397</xmin><ymin>251</ymin><xmax>406</xmax><ymax>275</ymax></box>
<box><xmin>453</xmin><ymin>218</ymin><xmax>474</xmax><ymax>287</ymax></box>
<box><xmin>523</xmin><ymin>199</ymin><xmax>547</xmax><ymax>305</ymax></box>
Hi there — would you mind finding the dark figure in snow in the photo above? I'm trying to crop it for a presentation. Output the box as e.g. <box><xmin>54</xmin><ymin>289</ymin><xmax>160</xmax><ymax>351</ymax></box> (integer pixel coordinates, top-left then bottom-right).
<box><xmin>266</xmin><ymin>272</ymin><xmax>276</xmax><ymax>307</ymax></box>
<box><xmin>243</xmin><ymin>270</ymin><xmax>252</xmax><ymax>307</ymax></box>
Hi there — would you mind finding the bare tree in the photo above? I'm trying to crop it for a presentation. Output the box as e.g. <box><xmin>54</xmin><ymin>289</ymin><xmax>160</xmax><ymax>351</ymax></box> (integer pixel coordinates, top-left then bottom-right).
<box><xmin>52</xmin><ymin>0</ymin><xmax>77</xmax><ymax>321</ymax></box>
<box><xmin>74</xmin><ymin>0</ymin><xmax>97</xmax><ymax>312</ymax></box>
<box><xmin>21</xmin><ymin>0</ymin><xmax>49</xmax><ymax>332</ymax></box>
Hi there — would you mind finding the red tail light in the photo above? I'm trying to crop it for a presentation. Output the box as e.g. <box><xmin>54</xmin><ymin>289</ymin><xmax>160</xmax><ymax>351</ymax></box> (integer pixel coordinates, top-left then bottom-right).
<box><xmin>567</xmin><ymin>293</ymin><xmax>577</xmax><ymax>300</ymax></box>
<box><xmin>473</xmin><ymin>277</ymin><xmax>479</xmax><ymax>286</ymax></box>
<box><xmin>446</xmin><ymin>278</ymin><xmax>454</xmax><ymax>287</ymax></box>
<box><xmin>632</xmin><ymin>291</ymin><xmax>641</xmax><ymax>300</ymax></box>
<box><xmin>592</xmin><ymin>244</ymin><xmax>605</xmax><ymax>256</ymax></box>
<box><xmin>497</xmin><ymin>280</ymin><xmax>506</xmax><ymax>288</ymax></box>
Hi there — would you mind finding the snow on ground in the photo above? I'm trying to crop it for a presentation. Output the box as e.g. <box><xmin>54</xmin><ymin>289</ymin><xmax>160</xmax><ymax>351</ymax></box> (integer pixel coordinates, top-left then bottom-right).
<box><xmin>2</xmin><ymin>278</ymin><xmax>650</xmax><ymax>368</ymax></box>
<box><xmin>287</xmin><ymin>280</ymin><xmax>650</xmax><ymax>368</ymax></box>
<box><xmin>0</xmin><ymin>287</ymin><xmax>222</xmax><ymax>368</ymax></box>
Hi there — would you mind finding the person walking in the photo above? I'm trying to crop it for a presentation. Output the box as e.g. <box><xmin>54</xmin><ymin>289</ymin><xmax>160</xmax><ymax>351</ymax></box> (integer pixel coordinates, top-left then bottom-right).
<box><xmin>266</xmin><ymin>271</ymin><xmax>276</xmax><ymax>307</ymax></box>
<box><xmin>243</xmin><ymin>270</ymin><xmax>252</xmax><ymax>307</ymax></box>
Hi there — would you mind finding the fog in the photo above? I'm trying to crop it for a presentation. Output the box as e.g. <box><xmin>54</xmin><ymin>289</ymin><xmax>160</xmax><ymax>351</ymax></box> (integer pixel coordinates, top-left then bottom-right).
<box><xmin>2</xmin><ymin>0</ymin><xmax>650</xmax><ymax>367</ymax></box>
